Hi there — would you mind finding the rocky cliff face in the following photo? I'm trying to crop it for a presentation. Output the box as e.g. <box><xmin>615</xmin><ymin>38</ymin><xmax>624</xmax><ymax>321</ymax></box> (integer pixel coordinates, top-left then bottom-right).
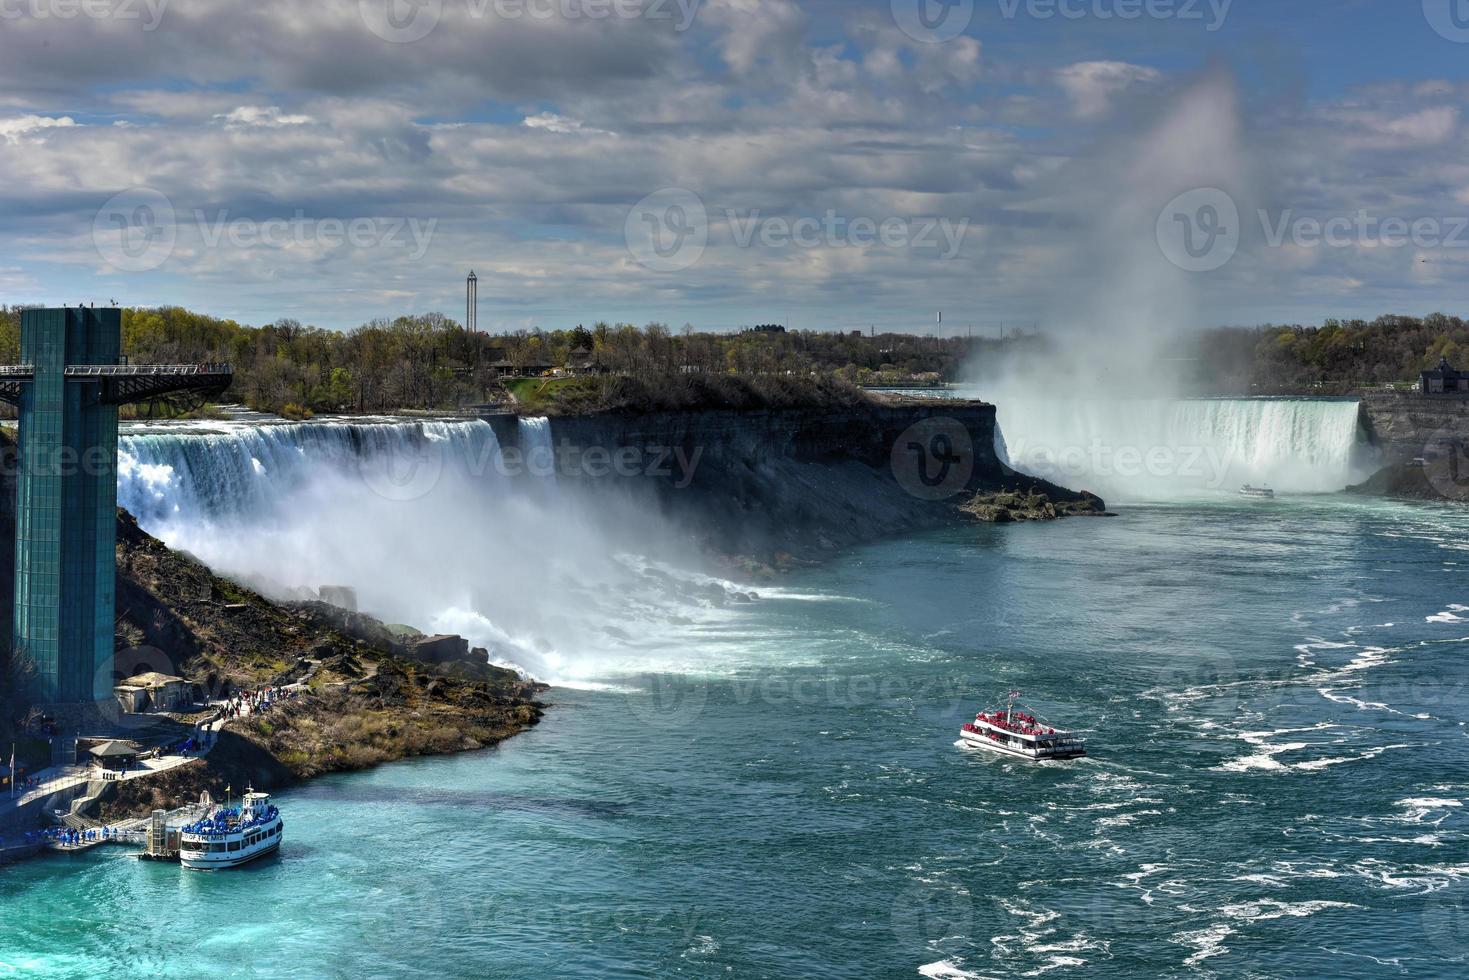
<box><xmin>1352</xmin><ymin>392</ymin><xmax>1469</xmax><ymax>502</ymax></box>
<box><xmin>1359</xmin><ymin>391</ymin><xmax>1469</xmax><ymax>463</ymax></box>
<box><xmin>500</xmin><ymin>399</ymin><xmax>1100</xmax><ymax>571</ymax></box>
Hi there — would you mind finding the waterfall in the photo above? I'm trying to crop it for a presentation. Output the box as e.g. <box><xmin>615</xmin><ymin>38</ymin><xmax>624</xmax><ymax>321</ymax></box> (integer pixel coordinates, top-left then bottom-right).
<box><xmin>516</xmin><ymin>417</ymin><xmax>556</xmax><ymax>484</ymax></box>
<box><xmin>992</xmin><ymin>397</ymin><xmax>1374</xmax><ymax>500</ymax></box>
<box><xmin>119</xmin><ymin>420</ymin><xmax>503</xmax><ymax>530</ymax></box>
<box><xmin>113</xmin><ymin>417</ymin><xmax>742</xmax><ymax>685</ymax></box>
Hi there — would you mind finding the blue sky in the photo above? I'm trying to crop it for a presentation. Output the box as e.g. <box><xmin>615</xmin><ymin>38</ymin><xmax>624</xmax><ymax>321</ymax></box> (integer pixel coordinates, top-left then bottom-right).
<box><xmin>2</xmin><ymin>0</ymin><xmax>1468</xmax><ymax>334</ymax></box>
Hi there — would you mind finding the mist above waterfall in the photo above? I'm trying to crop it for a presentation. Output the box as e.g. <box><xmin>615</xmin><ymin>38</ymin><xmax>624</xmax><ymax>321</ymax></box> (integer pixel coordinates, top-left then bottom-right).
<box><xmin>118</xmin><ymin>419</ymin><xmax>751</xmax><ymax>686</ymax></box>
<box><xmin>967</xmin><ymin>72</ymin><xmax>1371</xmax><ymax>499</ymax></box>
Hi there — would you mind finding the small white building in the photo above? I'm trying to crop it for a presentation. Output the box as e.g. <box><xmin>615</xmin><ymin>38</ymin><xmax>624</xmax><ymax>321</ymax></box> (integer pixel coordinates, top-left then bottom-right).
<box><xmin>115</xmin><ymin>672</ymin><xmax>191</xmax><ymax>714</ymax></box>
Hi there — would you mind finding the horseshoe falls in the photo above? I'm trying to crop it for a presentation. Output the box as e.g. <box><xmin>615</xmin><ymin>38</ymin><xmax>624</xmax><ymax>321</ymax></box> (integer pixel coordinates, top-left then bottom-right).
<box><xmin>991</xmin><ymin>397</ymin><xmax>1375</xmax><ymax>501</ymax></box>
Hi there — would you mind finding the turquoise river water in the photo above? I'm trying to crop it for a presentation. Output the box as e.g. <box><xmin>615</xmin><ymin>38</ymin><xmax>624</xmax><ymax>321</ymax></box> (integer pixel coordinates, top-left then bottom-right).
<box><xmin>2</xmin><ymin>497</ymin><xmax>1468</xmax><ymax>978</ymax></box>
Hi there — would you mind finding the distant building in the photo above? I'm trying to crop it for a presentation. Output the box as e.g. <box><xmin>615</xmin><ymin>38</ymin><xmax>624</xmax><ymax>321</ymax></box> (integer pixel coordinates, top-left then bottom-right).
<box><xmin>88</xmin><ymin>739</ymin><xmax>139</xmax><ymax>771</ymax></box>
<box><xmin>492</xmin><ymin>358</ymin><xmax>556</xmax><ymax>378</ymax></box>
<box><xmin>565</xmin><ymin>347</ymin><xmax>605</xmax><ymax>376</ymax></box>
<box><xmin>114</xmin><ymin>672</ymin><xmax>190</xmax><ymax>714</ymax></box>
<box><xmin>1421</xmin><ymin>355</ymin><xmax>1469</xmax><ymax>395</ymax></box>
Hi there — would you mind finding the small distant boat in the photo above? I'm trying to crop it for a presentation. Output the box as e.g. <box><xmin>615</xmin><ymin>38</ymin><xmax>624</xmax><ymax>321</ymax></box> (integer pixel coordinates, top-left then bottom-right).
<box><xmin>178</xmin><ymin>788</ymin><xmax>283</xmax><ymax>870</ymax></box>
<box><xmin>960</xmin><ymin>692</ymin><xmax>1087</xmax><ymax>761</ymax></box>
<box><xmin>1239</xmin><ymin>485</ymin><xmax>1276</xmax><ymax>499</ymax></box>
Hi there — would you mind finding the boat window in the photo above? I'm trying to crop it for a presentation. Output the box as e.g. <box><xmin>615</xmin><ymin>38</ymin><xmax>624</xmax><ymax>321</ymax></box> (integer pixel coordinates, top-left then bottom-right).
<box><xmin>209</xmin><ymin>842</ymin><xmax>226</xmax><ymax>853</ymax></box>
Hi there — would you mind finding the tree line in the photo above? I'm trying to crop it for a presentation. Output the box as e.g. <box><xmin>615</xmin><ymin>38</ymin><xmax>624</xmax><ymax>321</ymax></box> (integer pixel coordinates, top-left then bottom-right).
<box><xmin>0</xmin><ymin>306</ymin><xmax>1464</xmax><ymax>414</ymax></box>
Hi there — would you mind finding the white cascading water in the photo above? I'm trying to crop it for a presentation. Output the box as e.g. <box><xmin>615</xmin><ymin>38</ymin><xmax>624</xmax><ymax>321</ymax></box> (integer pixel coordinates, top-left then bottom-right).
<box><xmin>991</xmin><ymin>397</ymin><xmax>1374</xmax><ymax>500</ymax></box>
<box><xmin>516</xmin><ymin>416</ymin><xmax>557</xmax><ymax>486</ymax></box>
<box><xmin>116</xmin><ymin>419</ymin><xmax>755</xmax><ymax>685</ymax></box>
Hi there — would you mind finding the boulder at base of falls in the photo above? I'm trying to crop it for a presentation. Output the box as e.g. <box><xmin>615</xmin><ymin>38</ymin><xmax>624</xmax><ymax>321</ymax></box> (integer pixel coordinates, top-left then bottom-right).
<box><xmin>961</xmin><ymin>488</ymin><xmax>1110</xmax><ymax>524</ymax></box>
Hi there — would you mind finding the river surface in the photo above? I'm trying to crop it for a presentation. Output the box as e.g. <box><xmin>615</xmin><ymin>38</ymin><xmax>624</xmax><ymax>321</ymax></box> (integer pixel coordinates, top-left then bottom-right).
<box><xmin>2</xmin><ymin>497</ymin><xmax>1468</xmax><ymax>978</ymax></box>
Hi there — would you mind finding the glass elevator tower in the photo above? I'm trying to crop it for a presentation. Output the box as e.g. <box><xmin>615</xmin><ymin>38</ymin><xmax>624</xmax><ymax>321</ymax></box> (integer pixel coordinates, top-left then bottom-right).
<box><xmin>0</xmin><ymin>309</ymin><xmax>231</xmax><ymax>707</ymax></box>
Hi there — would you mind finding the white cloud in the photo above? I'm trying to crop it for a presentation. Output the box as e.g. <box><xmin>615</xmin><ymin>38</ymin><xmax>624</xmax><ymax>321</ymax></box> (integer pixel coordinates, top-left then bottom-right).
<box><xmin>523</xmin><ymin>113</ymin><xmax>613</xmax><ymax>137</ymax></box>
<box><xmin>217</xmin><ymin>106</ymin><xmax>315</xmax><ymax>128</ymax></box>
<box><xmin>1056</xmin><ymin>61</ymin><xmax>1161</xmax><ymax>119</ymax></box>
<box><xmin>0</xmin><ymin>114</ymin><xmax>77</xmax><ymax>144</ymax></box>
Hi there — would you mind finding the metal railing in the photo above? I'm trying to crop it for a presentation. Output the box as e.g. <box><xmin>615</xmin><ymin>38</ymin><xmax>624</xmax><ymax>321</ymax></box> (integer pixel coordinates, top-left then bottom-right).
<box><xmin>0</xmin><ymin>363</ymin><xmax>232</xmax><ymax>378</ymax></box>
<box><xmin>66</xmin><ymin>363</ymin><xmax>233</xmax><ymax>377</ymax></box>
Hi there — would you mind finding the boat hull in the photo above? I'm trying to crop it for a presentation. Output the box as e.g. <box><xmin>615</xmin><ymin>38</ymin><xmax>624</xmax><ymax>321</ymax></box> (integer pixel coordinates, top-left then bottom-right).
<box><xmin>960</xmin><ymin>728</ymin><xmax>1087</xmax><ymax>761</ymax></box>
<box><xmin>180</xmin><ymin>838</ymin><xmax>281</xmax><ymax>871</ymax></box>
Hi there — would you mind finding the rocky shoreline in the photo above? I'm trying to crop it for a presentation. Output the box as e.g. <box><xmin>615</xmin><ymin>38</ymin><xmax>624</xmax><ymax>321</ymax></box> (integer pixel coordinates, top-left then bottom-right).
<box><xmin>960</xmin><ymin>486</ymin><xmax>1111</xmax><ymax>524</ymax></box>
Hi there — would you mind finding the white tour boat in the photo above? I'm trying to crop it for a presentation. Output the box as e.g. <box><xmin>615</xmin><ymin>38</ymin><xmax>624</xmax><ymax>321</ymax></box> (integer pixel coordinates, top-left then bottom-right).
<box><xmin>960</xmin><ymin>693</ymin><xmax>1087</xmax><ymax>761</ymax></box>
<box><xmin>1239</xmin><ymin>485</ymin><xmax>1276</xmax><ymax>500</ymax></box>
<box><xmin>179</xmin><ymin>789</ymin><xmax>283</xmax><ymax>870</ymax></box>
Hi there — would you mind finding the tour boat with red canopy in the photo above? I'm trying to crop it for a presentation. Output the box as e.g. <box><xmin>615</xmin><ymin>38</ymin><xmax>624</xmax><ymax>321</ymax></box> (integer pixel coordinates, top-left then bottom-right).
<box><xmin>960</xmin><ymin>692</ymin><xmax>1087</xmax><ymax>761</ymax></box>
